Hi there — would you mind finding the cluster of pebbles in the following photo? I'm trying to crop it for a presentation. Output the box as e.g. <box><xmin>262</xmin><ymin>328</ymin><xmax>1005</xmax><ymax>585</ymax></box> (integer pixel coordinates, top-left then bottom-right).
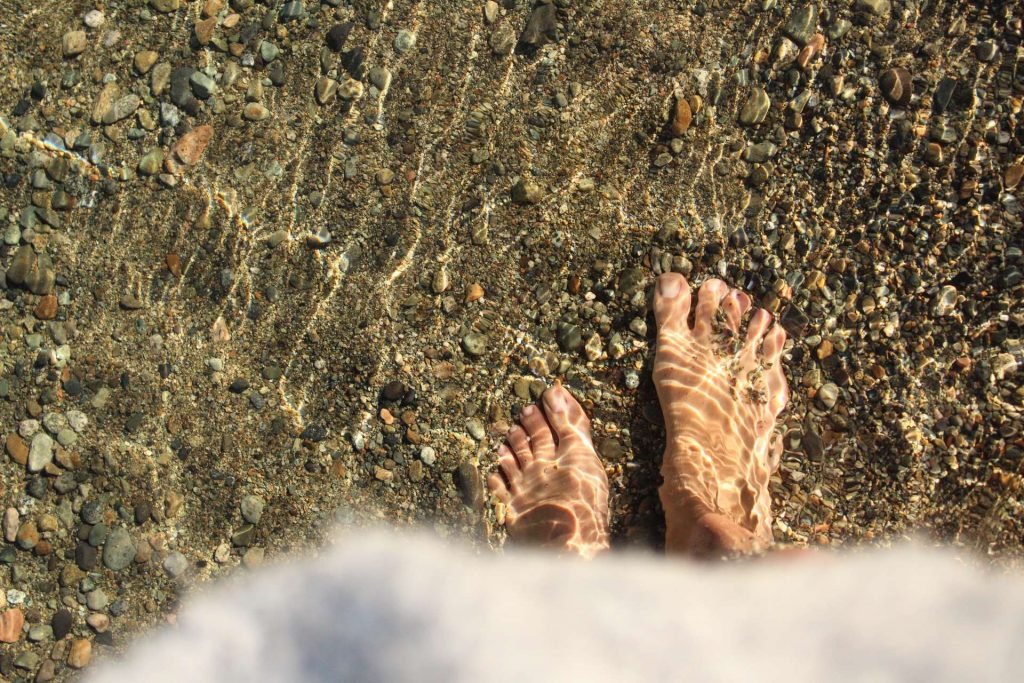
<box><xmin>0</xmin><ymin>0</ymin><xmax>1021</xmax><ymax>678</ymax></box>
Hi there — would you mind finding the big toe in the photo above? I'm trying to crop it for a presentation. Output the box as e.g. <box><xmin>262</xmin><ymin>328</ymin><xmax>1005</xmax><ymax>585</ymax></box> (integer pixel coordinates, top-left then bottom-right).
<box><xmin>653</xmin><ymin>273</ymin><xmax>692</xmax><ymax>336</ymax></box>
<box><xmin>541</xmin><ymin>383</ymin><xmax>593</xmax><ymax>451</ymax></box>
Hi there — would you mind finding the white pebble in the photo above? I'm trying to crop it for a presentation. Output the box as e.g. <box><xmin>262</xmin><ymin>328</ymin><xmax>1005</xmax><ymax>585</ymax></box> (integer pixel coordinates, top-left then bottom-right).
<box><xmin>419</xmin><ymin>446</ymin><xmax>436</xmax><ymax>466</ymax></box>
<box><xmin>83</xmin><ymin>10</ymin><xmax>105</xmax><ymax>28</ymax></box>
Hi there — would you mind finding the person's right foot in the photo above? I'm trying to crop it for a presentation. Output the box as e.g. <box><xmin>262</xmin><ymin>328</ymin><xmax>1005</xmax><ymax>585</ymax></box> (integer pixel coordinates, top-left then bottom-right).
<box><xmin>652</xmin><ymin>273</ymin><xmax>789</xmax><ymax>557</ymax></box>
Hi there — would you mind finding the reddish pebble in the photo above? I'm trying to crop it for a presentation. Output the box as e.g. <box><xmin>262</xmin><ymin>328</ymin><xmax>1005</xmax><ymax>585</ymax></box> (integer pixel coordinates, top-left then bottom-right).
<box><xmin>172</xmin><ymin>124</ymin><xmax>214</xmax><ymax>166</ymax></box>
<box><xmin>0</xmin><ymin>608</ymin><xmax>24</xmax><ymax>643</ymax></box>
<box><xmin>35</xmin><ymin>294</ymin><xmax>58</xmax><ymax>320</ymax></box>
<box><xmin>68</xmin><ymin>638</ymin><xmax>92</xmax><ymax>668</ymax></box>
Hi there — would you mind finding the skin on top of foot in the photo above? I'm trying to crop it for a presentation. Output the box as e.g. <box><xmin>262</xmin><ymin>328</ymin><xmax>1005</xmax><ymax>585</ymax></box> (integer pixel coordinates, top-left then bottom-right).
<box><xmin>489</xmin><ymin>273</ymin><xmax>789</xmax><ymax>560</ymax></box>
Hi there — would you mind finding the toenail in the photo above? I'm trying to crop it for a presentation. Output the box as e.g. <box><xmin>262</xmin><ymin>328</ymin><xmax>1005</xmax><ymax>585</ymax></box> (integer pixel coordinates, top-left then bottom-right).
<box><xmin>521</xmin><ymin>405</ymin><xmax>536</xmax><ymax>416</ymax></box>
<box><xmin>658</xmin><ymin>275</ymin><xmax>681</xmax><ymax>298</ymax></box>
<box><xmin>547</xmin><ymin>388</ymin><xmax>566</xmax><ymax>410</ymax></box>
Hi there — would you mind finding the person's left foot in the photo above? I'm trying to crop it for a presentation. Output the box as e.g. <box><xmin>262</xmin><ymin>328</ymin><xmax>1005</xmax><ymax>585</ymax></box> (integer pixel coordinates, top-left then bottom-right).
<box><xmin>488</xmin><ymin>383</ymin><xmax>610</xmax><ymax>559</ymax></box>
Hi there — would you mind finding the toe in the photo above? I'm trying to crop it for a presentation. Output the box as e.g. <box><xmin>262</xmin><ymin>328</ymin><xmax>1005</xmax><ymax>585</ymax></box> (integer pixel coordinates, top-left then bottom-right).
<box><xmin>766</xmin><ymin>363</ymin><xmax>789</xmax><ymax>418</ymax></box>
<box><xmin>540</xmin><ymin>383</ymin><xmax>593</xmax><ymax>449</ymax></box>
<box><xmin>506</xmin><ymin>425</ymin><xmax>533</xmax><ymax>467</ymax></box>
<box><xmin>653</xmin><ymin>273</ymin><xmax>692</xmax><ymax>337</ymax></box>
<box><xmin>745</xmin><ymin>308</ymin><xmax>772</xmax><ymax>344</ymax></box>
<box><xmin>692</xmin><ymin>279</ymin><xmax>730</xmax><ymax>338</ymax></box>
<box><xmin>761</xmin><ymin>324</ymin><xmax>787</xmax><ymax>362</ymax></box>
<box><xmin>498</xmin><ymin>444</ymin><xmax>521</xmax><ymax>486</ymax></box>
<box><xmin>519</xmin><ymin>403</ymin><xmax>557</xmax><ymax>458</ymax></box>
<box><xmin>487</xmin><ymin>472</ymin><xmax>511</xmax><ymax>504</ymax></box>
<box><xmin>722</xmin><ymin>289</ymin><xmax>752</xmax><ymax>335</ymax></box>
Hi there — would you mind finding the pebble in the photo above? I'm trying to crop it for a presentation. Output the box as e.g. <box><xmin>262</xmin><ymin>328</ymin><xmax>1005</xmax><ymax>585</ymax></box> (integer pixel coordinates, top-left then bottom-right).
<box><xmin>484</xmin><ymin>1</ymin><xmax>499</xmax><ymax>23</ymax></box>
<box><xmin>669</xmin><ymin>95</ymin><xmax>691</xmax><ymax>136</ymax></box>
<box><xmin>150</xmin><ymin>0</ymin><xmax>180</xmax><ymax>11</ymax></box>
<box><xmin>67</xmin><ymin>639</ymin><xmax>92</xmax><ymax>669</ymax></box>
<box><xmin>86</xmin><ymin>613</ymin><xmax>109</xmax><ymax>633</ymax></box>
<box><xmin>519</xmin><ymin>3</ymin><xmax>557</xmax><ymax>49</ymax></box>
<box><xmin>260</xmin><ymin>40</ymin><xmax>280</xmax><ymax>63</ymax></box>
<box><xmin>315</xmin><ymin>77</ymin><xmax>338</xmax><ymax>105</ymax></box>
<box><xmin>419</xmin><ymin>446</ymin><xmax>436</xmax><ymax>466</ymax></box>
<box><xmin>27</xmin><ymin>432</ymin><xmax>54</xmax><ymax>472</ymax></box>
<box><xmin>394</xmin><ymin>30</ymin><xmax>417</xmax><ymax>53</ymax></box>
<box><xmin>783</xmin><ymin>4</ymin><xmax>818</xmax><ymax>46</ymax></box>
<box><xmin>326</xmin><ymin>23</ymin><xmax>353</xmax><ymax>52</ymax></box>
<box><xmin>190</xmin><ymin>71</ymin><xmax>216</xmax><ymax>100</ymax></box>
<box><xmin>86</xmin><ymin>589</ymin><xmax>108</xmax><ymax>611</ymax></box>
<box><xmin>975</xmin><ymin>41</ymin><xmax>998</xmax><ymax>62</ymax></box>
<box><xmin>16</xmin><ymin>521</ymin><xmax>39</xmax><ymax>549</ymax></box>
<box><xmin>6</xmin><ymin>434</ymin><xmax>28</xmax><ymax>465</ymax></box>
<box><xmin>243</xmin><ymin>102</ymin><xmax>270</xmax><ymax>121</ymax></box>
<box><xmin>163</xmin><ymin>551</ymin><xmax>188</xmax><ymax>577</ymax></box>
<box><xmin>466</xmin><ymin>419</ymin><xmax>486</xmax><ymax>441</ymax></box>
<box><xmin>817</xmin><ymin>382</ymin><xmax>839</xmax><ymax>410</ymax></box>
<box><xmin>172</xmin><ymin>125</ymin><xmax>214</xmax><ymax>166</ymax></box>
<box><xmin>52</xmin><ymin>610</ymin><xmax>73</xmax><ymax>640</ymax></box>
<box><xmin>0</xmin><ymin>608</ymin><xmax>24</xmax><ymax>643</ymax></box>
<box><xmin>933</xmin><ymin>285</ymin><xmax>957</xmax><ymax>316</ymax></box>
<box><xmin>879</xmin><ymin>67</ymin><xmax>912</xmax><ymax>106</ymax></box>
<box><xmin>739</xmin><ymin>87</ymin><xmax>770</xmax><ymax>125</ymax></box>
<box><xmin>2</xmin><ymin>508</ymin><xmax>18</xmax><ymax>543</ymax></box>
<box><xmin>512</xmin><ymin>179</ymin><xmax>543</xmax><ymax>205</ymax></box>
<box><xmin>855</xmin><ymin>0</ymin><xmax>890</xmax><ymax>18</ymax></box>
<box><xmin>240</xmin><ymin>495</ymin><xmax>265</xmax><ymax>524</ymax></box>
<box><xmin>102</xmin><ymin>528</ymin><xmax>136</xmax><ymax>571</ymax></box>
<box><xmin>1006</xmin><ymin>164</ymin><xmax>1024</xmax><ymax>190</ymax></box>
<box><xmin>62</xmin><ymin>31</ymin><xmax>88</xmax><ymax>57</ymax></box>
<box><xmin>457</xmin><ymin>461</ymin><xmax>484</xmax><ymax>510</ymax></box>
<box><xmin>490</xmin><ymin>24</ymin><xmax>516</xmax><ymax>55</ymax></box>
<box><xmin>461</xmin><ymin>332</ymin><xmax>488</xmax><ymax>357</ymax></box>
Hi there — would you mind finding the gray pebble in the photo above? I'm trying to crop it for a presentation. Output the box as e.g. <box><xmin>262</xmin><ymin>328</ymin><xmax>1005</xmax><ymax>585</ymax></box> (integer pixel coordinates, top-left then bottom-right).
<box><xmin>102</xmin><ymin>528</ymin><xmax>136</xmax><ymax>571</ymax></box>
<box><xmin>240</xmin><ymin>495</ymin><xmax>265</xmax><ymax>525</ymax></box>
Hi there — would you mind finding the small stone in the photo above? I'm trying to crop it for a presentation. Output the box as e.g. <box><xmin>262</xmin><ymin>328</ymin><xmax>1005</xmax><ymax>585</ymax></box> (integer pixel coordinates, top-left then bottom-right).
<box><xmin>52</xmin><ymin>610</ymin><xmax>73</xmax><ymax>640</ymax></box>
<box><xmin>338</xmin><ymin>78</ymin><xmax>363</xmax><ymax>99</ymax></box>
<box><xmin>326</xmin><ymin>23</ymin><xmax>353</xmax><ymax>52</ymax></box>
<box><xmin>669</xmin><ymin>95</ymin><xmax>691</xmax><ymax>136</ymax></box>
<box><xmin>855</xmin><ymin>0</ymin><xmax>890</xmax><ymax>18</ymax></box>
<box><xmin>86</xmin><ymin>613</ymin><xmax>109</xmax><ymax>633</ymax></box>
<box><xmin>27</xmin><ymin>432</ymin><xmax>54</xmax><ymax>472</ymax></box>
<box><xmin>243</xmin><ymin>102</ymin><xmax>270</xmax><ymax>121</ymax></box>
<box><xmin>484</xmin><ymin>1</ymin><xmax>499</xmax><ymax>23</ymax></box>
<box><xmin>557</xmin><ymin>322</ymin><xmax>583</xmax><ymax>352</ymax></box>
<box><xmin>163</xmin><ymin>551</ymin><xmax>188</xmax><ymax>577</ymax></box>
<box><xmin>84</xmin><ymin>10</ymin><xmax>105</xmax><ymax>28</ymax></box>
<box><xmin>1004</xmin><ymin>163</ymin><xmax>1023</xmax><ymax>190</ymax></box>
<box><xmin>7</xmin><ymin>245</ymin><xmax>36</xmax><ymax>286</ymax></box>
<box><xmin>519</xmin><ymin>3</ymin><xmax>557</xmax><ymax>49</ymax></box>
<box><xmin>16</xmin><ymin>521</ymin><xmax>38</xmax><ymax>550</ymax></box>
<box><xmin>29</xmin><ymin>624</ymin><xmax>53</xmax><ymax>642</ymax></box>
<box><xmin>739</xmin><ymin>87</ymin><xmax>770</xmax><ymax>125</ymax></box>
<box><xmin>975</xmin><ymin>41</ymin><xmax>998</xmax><ymax>62</ymax></box>
<box><xmin>190</xmin><ymin>71</ymin><xmax>216</xmax><ymax>99</ymax></box>
<box><xmin>783</xmin><ymin>4</ymin><xmax>818</xmax><ymax>46</ymax></box>
<box><xmin>0</xmin><ymin>608</ymin><xmax>24</xmax><ymax>643</ymax></box>
<box><xmin>6</xmin><ymin>434</ymin><xmax>28</xmax><ymax>465</ymax></box>
<box><xmin>431</xmin><ymin>268</ymin><xmax>450</xmax><ymax>294</ymax></box>
<box><xmin>489</xmin><ymin>24</ymin><xmax>516</xmax><ymax>55</ymax></box>
<box><xmin>2</xmin><ymin>508</ymin><xmax>18</xmax><ymax>542</ymax></box>
<box><xmin>67</xmin><ymin>639</ymin><xmax>92</xmax><ymax>669</ymax></box>
<box><xmin>924</xmin><ymin>142</ymin><xmax>942</xmax><ymax>166</ymax></box>
<box><xmin>240</xmin><ymin>495</ymin><xmax>265</xmax><ymax>524</ymax></box>
<box><xmin>315</xmin><ymin>77</ymin><xmax>338</xmax><ymax>105</ymax></box>
<box><xmin>394</xmin><ymin>29</ymin><xmax>416</xmax><ymax>53</ymax></box>
<box><xmin>172</xmin><ymin>125</ymin><xmax>214</xmax><ymax>166</ymax></box>
<box><xmin>62</xmin><ymin>31</ymin><xmax>88</xmax><ymax>57</ymax></box>
<box><xmin>103</xmin><ymin>93</ymin><xmax>142</xmax><ymax>125</ymax></box>
<box><xmin>150</xmin><ymin>0</ymin><xmax>180</xmax><ymax>12</ymax></box>
<box><xmin>816</xmin><ymin>383</ymin><xmax>839</xmax><ymax>410</ymax></box>
<box><xmin>259</xmin><ymin>40</ymin><xmax>279</xmax><ymax>63</ymax></box>
<box><xmin>419</xmin><ymin>446</ymin><xmax>436</xmax><ymax>466</ymax></box>
<box><xmin>194</xmin><ymin>16</ymin><xmax>217</xmax><ymax>45</ymax></box>
<box><xmin>138</xmin><ymin>149</ymin><xmax>164</xmax><ymax>176</ymax></box>
<box><xmin>376</xmin><ymin>168</ymin><xmax>395</xmax><ymax>185</ymax></box>
<box><xmin>102</xmin><ymin>528</ymin><xmax>136</xmax><ymax>571</ymax></box>
<box><xmin>511</xmin><ymin>179</ymin><xmax>543</xmax><ymax>205</ymax></box>
<box><xmin>879</xmin><ymin>67</ymin><xmax>912</xmax><ymax>106</ymax></box>
<box><xmin>279</xmin><ymin>0</ymin><xmax>305</xmax><ymax>21</ymax></box>
<box><xmin>465</xmin><ymin>283</ymin><xmax>484</xmax><ymax>302</ymax></box>
<box><xmin>933</xmin><ymin>285</ymin><xmax>957</xmax><ymax>316</ymax></box>
<box><xmin>801</xmin><ymin>431</ymin><xmax>824</xmax><ymax>461</ymax></box>
<box><xmin>457</xmin><ymin>461</ymin><xmax>484</xmax><ymax>510</ymax></box>
<box><xmin>134</xmin><ymin>50</ymin><xmax>158</xmax><ymax>74</ymax></box>
<box><xmin>461</xmin><ymin>332</ymin><xmax>488</xmax><ymax>357</ymax></box>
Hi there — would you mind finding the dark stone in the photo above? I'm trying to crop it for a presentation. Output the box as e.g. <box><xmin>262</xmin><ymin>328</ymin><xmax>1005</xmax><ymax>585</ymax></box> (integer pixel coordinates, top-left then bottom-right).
<box><xmin>801</xmin><ymin>430</ymin><xmax>824</xmax><ymax>461</ymax></box>
<box><xmin>932</xmin><ymin>77</ymin><xmax>973</xmax><ymax>114</ymax></box>
<box><xmin>326</xmin><ymin>22</ymin><xmax>353</xmax><ymax>51</ymax></box>
<box><xmin>879</xmin><ymin>67</ymin><xmax>912</xmax><ymax>106</ymax></box>
<box><xmin>381</xmin><ymin>380</ymin><xmax>406</xmax><ymax>402</ymax></box>
<box><xmin>134</xmin><ymin>502</ymin><xmax>152</xmax><ymax>525</ymax></box>
<box><xmin>169</xmin><ymin>66</ymin><xmax>198</xmax><ymax>111</ymax></box>
<box><xmin>300</xmin><ymin>424</ymin><xmax>327</xmax><ymax>441</ymax></box>
<box><xmin>342</xmin><ymin>47</ymin><xmax>364</xmax><ymax>80</ymax></box>
<box><xmin>51</xmin><ymin>609</ymin><xmax>73</xmax><ymax>640</ymax></box>
<box><xmin>228</xmin><ymin>378</ymin><xmax>250</xmax><ymax>393</ymax></box>
<box><xmin>75</xmin><ymin>541</ymin><xmax>97</xmax><ymax>570</ymax></box>
<box><xmin>457</xmin><ymin>460</ymin><xmax>484</xmax><ymax>510</ymax></box>
<box><xmin>780</xmin><ymin>303</ymin><xmax>809</xmax><ymax>338</ymax></box>
<box><xmin>519</xmin><ymin>3</ymin><xmax>557</xmax><ymax>50</ymax></box>
<box><xmin>124</xmin><ymin>412</ymin><xmax>144</xmax><ymax>433</ymax></box>
<box><xmin>26</xmin><ymin>477</ymin><xmax>46</xmax><ymax>499</ymax></box>
<box><xmin>81</xmin><ymin>501</ymin><xmax>104</xmax><ymax>524</ymax></box>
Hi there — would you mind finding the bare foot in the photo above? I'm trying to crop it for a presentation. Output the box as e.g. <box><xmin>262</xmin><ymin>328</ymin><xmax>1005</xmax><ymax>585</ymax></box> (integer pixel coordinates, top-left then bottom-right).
<box><xmin>488</xmin><ymin>383</ymin><xmax>610</xmax><ymax>559</ymax></box>
<box><xmin>652</xmin><ymin>273</ymin><xmax>789</xmax><ymax>558</ymax></box>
